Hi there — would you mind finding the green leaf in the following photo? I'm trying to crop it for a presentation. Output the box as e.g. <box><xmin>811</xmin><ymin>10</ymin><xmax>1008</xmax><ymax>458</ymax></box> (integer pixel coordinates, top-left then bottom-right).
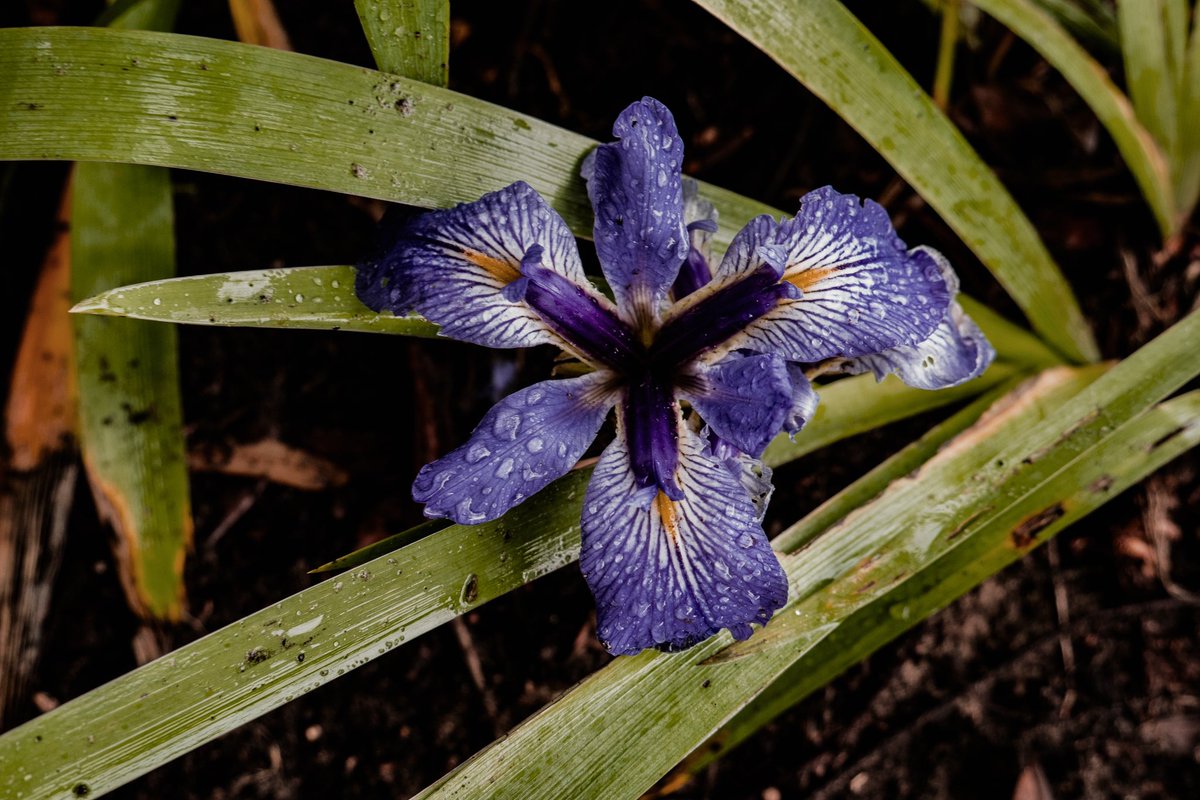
<box><xmin>973</xmin><ymin>0</ymin><xmax>1178</xmax><ymax>236</ymax></box>
<box><xmin>1118</xmin><ymin>1</ymin><xmax>1182</xmax><ymax>172</ymax></box>
<box><xmin>71</xmin><ymin>268</ymin><xmax>1057</xmax><ymax>374</ymax></box>
<box><xmin>762</xmin><ymin>361</ymin><xmax>1018</xmax><ymax>467</ymax></box>
<box><xmin>415</xmin><ymin>308</ymin><xmax>1200</xmax><ymax>800</ymax></box>
<box><xmin>69</xmin><ymin>0</ymin><xmax>191</xmax><ymax>621</ymax></box>
<box><xmin>690</xmin><ymin>0</ymin><xmax>1098</xmax><ymax>363</ymax></box>
<box><xmin>72</xmin><ymin>162</ymin><xmax>192</xmax><ymax>621</ymax></box>
<box><xmin>0</xmin><ymin>27</ymin><xmax>773</xmax><ymax>258</ymax></box>
<box><xmin>1</xmin><ymin>26</ymin><xmax>1093</xmax><ymax>361</ymax></box>
<box><xmin>354</xmin><ymin>0</ymin><xmax>449</xmax><ymax>83</ymax></box>
<box><xmin>71</xmin><ymin>266</ymin><xmax>440</xmax><ymax>337</ymax></box>
<box><xmin>771</xmin><ymin>372</ymin><xmax>1031</xmax><ymax>554</ymax></box>
<box><xmin>680</xmin><ymin>385</ymin><xmax>1200</xmax><ymax>778</ymax></box>
<box><xmin>1178</xmin><ymin>3</ymin><xmax>1200</xmax><ymax>216</ymax></box>
<box><xmin>0</xmin><ymin>355</ymin><xmax>1015</xmax><ymax>797</ymax></box>
<box><xmin>1032</xmin><ymin>0</ymin><xmax>1120</xmax><ymax>52</ymax></box>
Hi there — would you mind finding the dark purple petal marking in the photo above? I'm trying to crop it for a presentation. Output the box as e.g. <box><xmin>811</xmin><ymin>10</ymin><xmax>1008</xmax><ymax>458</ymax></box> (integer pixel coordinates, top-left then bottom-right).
<box><xmin>519</xmin><ymin>248</ymin><xmax>641</xmax><ymax>370</ymax></box>
<box><xmin>680</xmin><ymin>352</ymin><xmax>793</xmax><ymax>458</ymax></box>
<box><xmin>355</xmin><ymin>181</ymin><xmax>586</xmax><ymax>350</ymax></box>
<box><xmin>623</xmin><ymin>377</ymin><xmax>684</xmax><ymax>500</ymax></box>
<box><xmin>579</xmin><ymin>428</ymin><xmax>789</xmax><ymax>655</ymax></box>
<box><xmin>413</xmin><ymin>373</ymin><xmax>616</xmax><ymax>524</ymax></box>
<box><xmin>652</xmin><ymin>265</ymin><xmax>797</xmax><ymax>369</ymax></box>
<box><xmin>714</xmin><ymin>187</ymin><xmax>952</xmax><ymax>362</ymax></box>
<box><xmin>583</xmin><ymin>98</ymin><xmax>689</xmax><ymax>327</ymax></box>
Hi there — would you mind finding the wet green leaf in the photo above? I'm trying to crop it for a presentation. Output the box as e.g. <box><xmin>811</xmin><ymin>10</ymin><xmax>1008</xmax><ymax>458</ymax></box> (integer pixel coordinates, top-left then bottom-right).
<box><xmin>974</xmin><ymin>0</ymin><xmax>1177</xmax><ymax>235</ymax></box>
<box><xmin>690</xmin><ymin>0</ymin><xmax>1098</xmax><ymax>362</ymax></box>
<box><xmin>355</xmin><ymin>0</ymin><xmax>449</xmax><ymax>83</ymax></box>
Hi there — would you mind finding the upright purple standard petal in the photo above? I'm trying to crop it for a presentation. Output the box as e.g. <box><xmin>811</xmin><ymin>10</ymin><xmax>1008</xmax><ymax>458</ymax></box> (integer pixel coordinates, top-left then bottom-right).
<box><xmin>583</xmin><ymin>98</ymin><xmax>689</xmax><ymax>327</ymax></box>
<box><xmin>679</xmin><ymin>352</ymin><xmax>793</xmax><ymax>457</ymax></box>
<box><xmin>836</xmin><ymin>247</ymin><xmax>994</xmax><ymax>389</ymax></box>
<box><xmin>580</xmin><ymin>427</ymin><xmax>789</xmax><ymax>655</ymax></box>
<box><xmin>672</xmin><ymin>178</ymin><xmax>718</xmax><ymax>300</ymax></box>
<box><xmin>696</xmin><ymin>187</ymin><xmax>952</xmax><ymax>363</ymax></box>
<box><xmin>356</xmin><ymin>181</ymin><xmax>589</xmax><ymax>350</ymax></box>
<box><xmin>414</xmin><ymin>373</ymin><xmax>616</xmax><ymax>524</ymax></box>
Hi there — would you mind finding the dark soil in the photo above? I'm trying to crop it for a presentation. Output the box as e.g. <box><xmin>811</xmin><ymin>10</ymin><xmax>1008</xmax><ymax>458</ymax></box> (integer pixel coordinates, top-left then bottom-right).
<box><xmin>3</xmin><ymin>0</ymin><xmax>1199</xmax><ymax>798</ymax></box>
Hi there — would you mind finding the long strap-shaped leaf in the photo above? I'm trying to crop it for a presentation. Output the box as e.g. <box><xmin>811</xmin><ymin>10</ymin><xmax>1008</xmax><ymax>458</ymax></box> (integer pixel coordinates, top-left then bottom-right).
<box><xmin>69</xmin><ymin>266</ymin><xmax>1063</xmax><ymax>368</ymax></box>
<box><xmin>973</xmin><ymin>0</ymin><xmax>1177</xmax><ymax>236</ymax></box>
<box><xmin>0</xmin><ymin>28</ymin><xmax>768</xmax><ymax>255</ymax></box>
<box><xmin>689</xmin><ymin>0</ymin><xmax>1098</xmax><ymax>363</ymax></box>
<box><xmin>0</xmin><ymin>360</ymin><xmax>1017</xmax><ymax>798</ymax></box>
<box><xmin>0</xmin><ymin>26</ymin><xmax>1094</xmax><ymax>361</ymax></box>
<box><xmin>354</xmin><ymin>0</ymin><xmax>448</xmax><ymax>82</ymax></box>
<box><xmin>674</xmin><ymin>387</ymin><xmax>1200</xmax><ymax>781</ymax></box>
<box><xmin>71</xmin><ymin>0</ymin><xmax>192</xmax><ymax>621</ymax></box>
<box><xmin>415</xmin><ymin>309</ymin><xmax>1199</xmax><ymax>800</ymax></box>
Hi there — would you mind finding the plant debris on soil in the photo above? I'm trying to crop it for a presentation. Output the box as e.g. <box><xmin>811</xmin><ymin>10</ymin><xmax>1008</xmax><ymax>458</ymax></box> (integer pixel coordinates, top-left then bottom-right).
<box><xmin>2</xmin><ymin>1</ymin><xmax>1198</xmax><ymax>798</ymax></box>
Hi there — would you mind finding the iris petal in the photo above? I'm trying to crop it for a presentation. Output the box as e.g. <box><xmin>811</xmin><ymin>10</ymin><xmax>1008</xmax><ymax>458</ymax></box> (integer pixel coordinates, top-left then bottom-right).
<box><xmin>672</xmin><ymin>178</ymin><xmax>718</xmax><ymax>300</ymax></box>
<box><xmin>357</xmin><ymin>181</ymin><xmax>591</xmax><ymax>350</ymax></box>
<box><xmin>579</xmin><ymin>426</ymin><xmax>789</xmax><ymax>655</ymax></box>
<box><xmin>708</xmin><ymin>187</ymin><xmax>952</xmax><ymax>362</ymax></box>
<box><xmin>783</xmin><ymin>362</ymin><xmax>820</xmax><ymax>435</ymax></box>
<box><xmin>837</xmin><ymin>248</ymin><xmax>995</xmax><ymax>389</ymax></box>
<box><xmin>413</xmin><ymin>373</ymin><xmax>616</xmax><ymax>524</ymax></box>
<box><xmin>680</xmin><ymin>352</ymin><xmax>793</xmax><ymax>458</ymax></box>
<box><xmin>583</xmin><ymin>98</ymin><xmax>689</xmax><ymax>326</ymax></box>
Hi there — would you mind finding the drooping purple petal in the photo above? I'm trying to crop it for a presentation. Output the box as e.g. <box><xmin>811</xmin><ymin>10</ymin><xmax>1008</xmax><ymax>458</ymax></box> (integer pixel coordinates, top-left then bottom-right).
<box><xmin>679</xmin><ymin>352</ymin><xmax>793</xmax><ymax>458</ymax></box>
<box><xmin>706</xmin><ymin>187</ymin><xmax>952</xmax><ymax>362</ymax></box>
<box><xmin>783</xmin><ymin>362</ymin><xmax>820</xmax><ymax>435</ymax></box>
<box><xmin>837</xmin><ymin>248</ymin><xmax>994</xmax><ymax>389</ymax></box>
<box><xmin>413</xmin><ymin>373</ymin><xmax>616</xmax><ymax>524</ymax></box>
<box><xmin>582</xmin><ymin>98</ymin><xmax>689</xmax><ymax>326</ymax></box>
<box><xmin>672</xmin><ymin>178</ymin><xmax>718</xmax><ymax>300</ymax></box>
<box><xmin>579</xmin><ymin>426</ymin><xmax>789</xmax><ymax>655</ymax></box>
<box><xmin>356</xmin><ymin>181</ymin><xmax>590</xmax><ymax>350</ymax></box>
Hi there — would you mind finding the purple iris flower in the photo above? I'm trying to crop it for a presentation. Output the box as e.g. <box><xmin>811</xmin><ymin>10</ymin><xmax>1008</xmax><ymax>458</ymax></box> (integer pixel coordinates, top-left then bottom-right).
<box><xmin>356</xmin><ymin>98</ymin><xmax>994</xmax><ymax>655</ymax></box>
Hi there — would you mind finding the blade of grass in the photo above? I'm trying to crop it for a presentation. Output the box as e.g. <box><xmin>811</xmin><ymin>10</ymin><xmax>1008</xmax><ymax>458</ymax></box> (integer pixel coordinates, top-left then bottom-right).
<box><xmin>972</xmin><ymin>0</ymin><xmax>1177</xmax><ymax>236</ymax></box>
<box><xmin>0</xmin><ymin>350</ymin><xmax>1020</xmax><ymax>798</ymax></box>
<box><xmin>354</xmin><ymin>0</ymin><xmax>449</xmax><ymax>83</ymax></box>
<box><xmin>70</xmin><ymin>2</ymin><xmax>191</xmax><ymax>622</ymax></box>
<box><xmin>690</xmin><ymin>0</ymin><xmax>1098</xmax><ymax>362</ymax></box>
<box><xmin>70</xmin><ymin>269</ymin><xmax>1057</xmax><ymax>372</ymax></box>
<box><xmin>73</xmin><ymin>162</ymin><xmax>192</xmax><ymax>621</ymax></box>
<box><xmin>0</xmin><ymin>27</ymin><xmax>771</xmax><ymax>259</ymax></box>
<box><xmin>672</xmin><ymin>385</ymin><xmax>1200</xmax><ymax>782</ymax></box>
<box><xmin>762</xmin><ymin>362</ymin><xmax>1018</xmax><ymax>467</ymax></box>
<box><xmin>1</xmin><ymin>26</ymin><xmax>1091</xmax><ymax>360</ymax></box>
<box><xmin>71</xmin><ymin>266</ymin><xmax>440</xmax><ymax>337</ymax></box>
<box><xmin>933</xmin><ymin>0</ymin><xmax>962</xmax><ymax>110</ymax></box>
<box><xmin>1179</xmin><ymin>3</ymin><xmax>1200</xmax><ymax>217</ymax></box>
<box><xmin>1032</xmin><ymin>0</ymin><xmax>1120</xmax><ymax>52</ymax></box>
<box><xmin>415</xmin><ymin>308</ymin><xmax>1200</xmax><ymax>800</ymax></box>
<box><xmin>1118</xmin><ymin>1</ymin><xmax>1180</xmax><ymax>172</ymax></box>
<box><xmin>771</xmin><ymin>371</ymin><xmax>1035</xmax><ymax>554</ymax></box>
